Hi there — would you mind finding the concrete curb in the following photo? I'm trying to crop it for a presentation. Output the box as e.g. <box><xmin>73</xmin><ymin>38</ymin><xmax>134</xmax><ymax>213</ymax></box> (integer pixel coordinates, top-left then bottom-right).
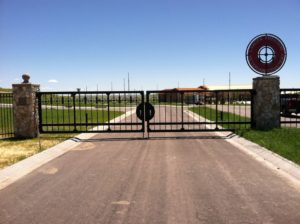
<box><xmin>185</xmin><ymin>110</ymin><xmax>300</xmax><ymax>184</ymax></box>
<box><xmin>226</xmin><ymin>134</ymin><xmax>300</xmax><ymax>183</ymax></box>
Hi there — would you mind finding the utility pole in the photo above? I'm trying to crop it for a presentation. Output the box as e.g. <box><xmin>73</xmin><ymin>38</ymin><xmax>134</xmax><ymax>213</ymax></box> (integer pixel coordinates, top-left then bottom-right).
<box><xmin>123</xmin><ymin>78</ymin><xmax>125</xmax><ymax>91</ymax></box>
<box><xmin>128</xmin><ymin>72</ymin><xmax>130</xmax><ymax>91</ymax></box>
<box><xmin>229</xmin><ymin>72</ymin><xmax>231</xmax><ymax>90</ymax></box>
<box><xmin>228</xmin><ymin>72</ymin><xmax>231</xmax><ymax>104</ymax></box>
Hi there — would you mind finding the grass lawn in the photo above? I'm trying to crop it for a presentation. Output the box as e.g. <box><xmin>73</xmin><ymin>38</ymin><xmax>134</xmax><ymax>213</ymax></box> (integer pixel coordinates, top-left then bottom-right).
<box><xmin>0</xmin><ymin>134</ymin><xmax>74</xmax><ymax>169</ymax></box>
<box><xmin>41</xmin><ymin>108</ymin><xmax>123</xmax><ymax>132</ymax></box>
<box><xmin>0</xmin><ymin>109</ymin><xmax>124</xmax><ymax>169</ymax></box>
<box><xmin>0</xmin><ymin>108</ymin><xmax>14</xmax><ymax>135</ymax></box>
<box><xmin>189</xmin><ymin>106</ymin><xmax>251</xmax><ymax>130</ymax></box>
<box><xmin>238</xmin><ymin>128</ymin><xmax>300</xmax><ymax>165</ymax></box>
<box><xmin>0</xmin><ymin>107</ymin><xmax>124</xmax><ymax>132</ymax></box>
<box><xmin>0</xmin><ymin>93</ymin><xmax>13</xmax><ymax>105</ymax></box>
<box><xmin>0</xmin><ymin>88</ymin><xmax>12</xmax><ymax>93</ymax></box>
<box><xmin>190</xmin><ymin>106</ymin><xmax>300</xmax><ymax>165</ymax></box>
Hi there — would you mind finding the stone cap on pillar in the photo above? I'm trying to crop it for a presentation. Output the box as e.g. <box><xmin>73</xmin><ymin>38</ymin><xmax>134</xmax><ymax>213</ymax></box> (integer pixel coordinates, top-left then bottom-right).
<box><xmin>12</xmin><ymin>74</ymin><xmax>40</xmax><ymax>94</ymax></box>
<box><xmin>253</xmin><ymin>75</ymin><xmax>280</xmax><ymax>81</ymax></box>
<box><xmin>22</xmin><ymin>73</ymin><xmax>30</xmax><ymax>83</ymax></box>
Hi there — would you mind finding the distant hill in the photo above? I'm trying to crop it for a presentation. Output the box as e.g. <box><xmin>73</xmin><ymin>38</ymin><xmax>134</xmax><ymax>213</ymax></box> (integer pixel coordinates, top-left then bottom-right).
<box><xmin>0</xmin><ymin>87</ymin><xmax>12</xmax><ymax>93</ymax></box>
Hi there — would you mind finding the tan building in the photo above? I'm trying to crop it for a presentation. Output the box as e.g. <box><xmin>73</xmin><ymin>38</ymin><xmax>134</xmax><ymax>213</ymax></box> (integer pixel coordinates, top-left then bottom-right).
<box><xmin>158</xmin><ymin>86</ymin><xmax>209</xmax><ymax>103</ymax></box>
<box><xmin>159</xmin><ymin>84</ymin><xmax>252</xmax><ymax>104</ymax></box>
<box><xmin>203</xmin><ymin>84</ymin><xmax>252</xmax><ymax>90</ymax></box>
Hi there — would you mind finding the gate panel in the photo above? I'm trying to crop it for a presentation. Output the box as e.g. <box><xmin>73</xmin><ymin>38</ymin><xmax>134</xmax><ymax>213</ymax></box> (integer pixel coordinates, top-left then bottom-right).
<box><xmin>280</xmin><ymin>88</ymin><xmax>300</xmax><ymax>128</ymax></box>
<box><xmin>146</xmin><ymin>89</ymin><xmax>254</xmax><ymax>132</ymax></box>
<box><xmin>0</xmin><ymin>92</ymin><xmax>14</xmax><ymax>139</ymax></box>
<box><xmin>37</xmin><ymin>91</ymin><xmax>144</xmax><ymax>133</ymax></box>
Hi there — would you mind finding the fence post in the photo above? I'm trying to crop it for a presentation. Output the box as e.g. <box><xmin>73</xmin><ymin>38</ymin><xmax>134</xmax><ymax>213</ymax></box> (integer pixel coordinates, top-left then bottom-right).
<box><xmin>12</xmin><ymin>74</ymin><xmax>40</xmax><ymax>138</ymax></box>
<box><xmin>252</xmin><ymin>76</ymin><xmax>280</xmax><ymax>130</ymax></box>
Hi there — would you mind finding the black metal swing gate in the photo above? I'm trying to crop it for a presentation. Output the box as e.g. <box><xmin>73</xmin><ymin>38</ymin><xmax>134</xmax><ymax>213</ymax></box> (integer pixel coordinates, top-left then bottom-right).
<box><xmin>37</xmin><ymin>91</ymin><xmax>145</xmax><ymax>133</ymax></box>
<box><xmin>37</xmin><ymin>89</ymin><xmax>255</xmax><ymax>134</ymax></box>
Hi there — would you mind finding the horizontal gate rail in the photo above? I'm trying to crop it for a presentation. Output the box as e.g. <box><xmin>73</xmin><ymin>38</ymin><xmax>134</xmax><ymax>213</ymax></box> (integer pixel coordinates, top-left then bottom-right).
<box><xmin>146</xmin><ymin>89</ymin><xmax>254</xmax><ymax>132</ymax></box>
<box><xmin>37</xmin><ymin>91</ymin><xmax>144</xmax><ymax>133</ymax></box>
<box><xmin>0</xmin><ymin>92</ymin><xmax>14</xmax><ymax>139</ymax></box>
<box><xmin>148</xmin><ymin>121</ymin><xmax>253</xmax><ymax>125</ymax></box>
<box><xmin>280</xmin><ymin>88</ymin><xmax>300</xmax><ymax>128</ymax></box>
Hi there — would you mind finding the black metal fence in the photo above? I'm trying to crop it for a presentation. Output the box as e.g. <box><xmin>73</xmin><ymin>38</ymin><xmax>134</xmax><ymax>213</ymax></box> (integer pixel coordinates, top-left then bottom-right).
<box><xmin>3</xmin><ymin>88</ymin><xmax>298</xmax><ymax>137</ymax></box>
<box><xmin>146</xmin><ymin>89</ymin><xmax>254</xmax><ymax>132</ymax></box>
<box><xmin>280</xmin><ymin>88</ymin><xmax>300</xmax><ymax>128</ymax></box>
<box><xmin>37</xmin><ymin>91</ymin><xmax>144</xmax><ymax>133</ymax></box>
<box><xmin>0</xmin><ymin>92</ymin><xmax>14</xmax><ymax>139</ymax></box>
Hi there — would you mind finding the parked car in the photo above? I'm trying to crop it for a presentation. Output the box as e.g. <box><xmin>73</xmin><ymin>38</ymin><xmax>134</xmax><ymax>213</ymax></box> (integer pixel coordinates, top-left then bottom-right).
<box><xmin>280</xmin><ymin>93</ymin><xmax>300</xmax><ymax>115</ymax></box>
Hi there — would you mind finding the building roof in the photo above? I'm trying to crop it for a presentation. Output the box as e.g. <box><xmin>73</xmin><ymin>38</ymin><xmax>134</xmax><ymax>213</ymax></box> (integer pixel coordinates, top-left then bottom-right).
<box><xmin>161</xmin><ymin>86</ymin><xmax>208</xmax><ymax>92</ymax></box>
<box><xmin>197</xmin><ymin>85</ymin><xmax>209</xmax><ymax>90</ymax></box>
<box><xmin>161</xmin><ymin>84</ymin><xmax>251</xmax><ymax>92</ymax></box>
<box><xmin>174</xmin><ymin>88</ymin><xmax>202</xmax><ymax>91</ymax></box>
<box><xmin>205</xmin><ymin>84</ymin><xmax>252</xmax><ymax>90</ymax></box>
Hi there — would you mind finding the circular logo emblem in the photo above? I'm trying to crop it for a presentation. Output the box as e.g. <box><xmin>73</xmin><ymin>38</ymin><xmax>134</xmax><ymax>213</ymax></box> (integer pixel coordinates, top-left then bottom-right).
<box><xmin>246</xmin><ymin>33</ymin><xmax>287</xmax><ymax>75</ymax></box>
<box><xmin>136</xmin><ymin>102</ymin><xmax>155</xmax><ymax>121</ymax></box>
<box><xmin>136</xmin><ymin>103</ymin><xmax>144</xmax><ymax>120</ymax></box>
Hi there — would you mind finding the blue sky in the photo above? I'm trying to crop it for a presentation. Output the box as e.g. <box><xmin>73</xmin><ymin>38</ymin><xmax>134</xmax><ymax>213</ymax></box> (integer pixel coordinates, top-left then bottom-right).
<box><xmin>0</xmin><ymin>0</ymin><xmax>299</xmax><ymax>91</ymax></box>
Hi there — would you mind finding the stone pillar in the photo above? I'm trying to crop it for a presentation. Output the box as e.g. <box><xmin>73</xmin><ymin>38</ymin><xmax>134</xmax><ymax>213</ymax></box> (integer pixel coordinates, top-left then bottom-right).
<box><xmin>252</xmin><ymin>76</ymin><xmax>280</xmax><ymax>130</ymax></box>
<box><xmin>12</xmin><ymin>75</ymin><xmax>40</xmax><ymax>138</ymax></box>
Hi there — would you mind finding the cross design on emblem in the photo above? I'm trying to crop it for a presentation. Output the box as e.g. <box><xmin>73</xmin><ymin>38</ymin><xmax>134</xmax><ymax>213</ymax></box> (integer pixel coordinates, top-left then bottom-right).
<box><xmin>258</xmin><ymin>46</ymin><xmax>275</xmax><ymax>64</ymax></box>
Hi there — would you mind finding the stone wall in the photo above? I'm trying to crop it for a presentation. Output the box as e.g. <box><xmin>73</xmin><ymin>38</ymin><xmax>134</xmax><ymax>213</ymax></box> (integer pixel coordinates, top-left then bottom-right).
<box><xmin>12</xmin><ymin>83</ymin><xmax>40</xmax><ymax>138</ymax></box>
<box><xmin>252</xmin><ymin>76</ymin><xmax>280</xmax><ymax>130</ymax></box>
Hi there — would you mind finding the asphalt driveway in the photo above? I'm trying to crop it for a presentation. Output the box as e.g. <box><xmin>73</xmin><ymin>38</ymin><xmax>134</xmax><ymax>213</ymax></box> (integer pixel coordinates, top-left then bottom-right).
<box><xmin>1</xmin><ymin>131</ymin><xmax>300</xmax><ymax>224</ymax></box>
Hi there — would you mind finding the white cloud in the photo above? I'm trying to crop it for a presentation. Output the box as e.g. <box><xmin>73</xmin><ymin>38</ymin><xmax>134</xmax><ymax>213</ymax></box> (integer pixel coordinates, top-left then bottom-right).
<box><xmin>48</xmin><ymin>79</ymin><xmax>58</xmax><ymax>83</ymax></box>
